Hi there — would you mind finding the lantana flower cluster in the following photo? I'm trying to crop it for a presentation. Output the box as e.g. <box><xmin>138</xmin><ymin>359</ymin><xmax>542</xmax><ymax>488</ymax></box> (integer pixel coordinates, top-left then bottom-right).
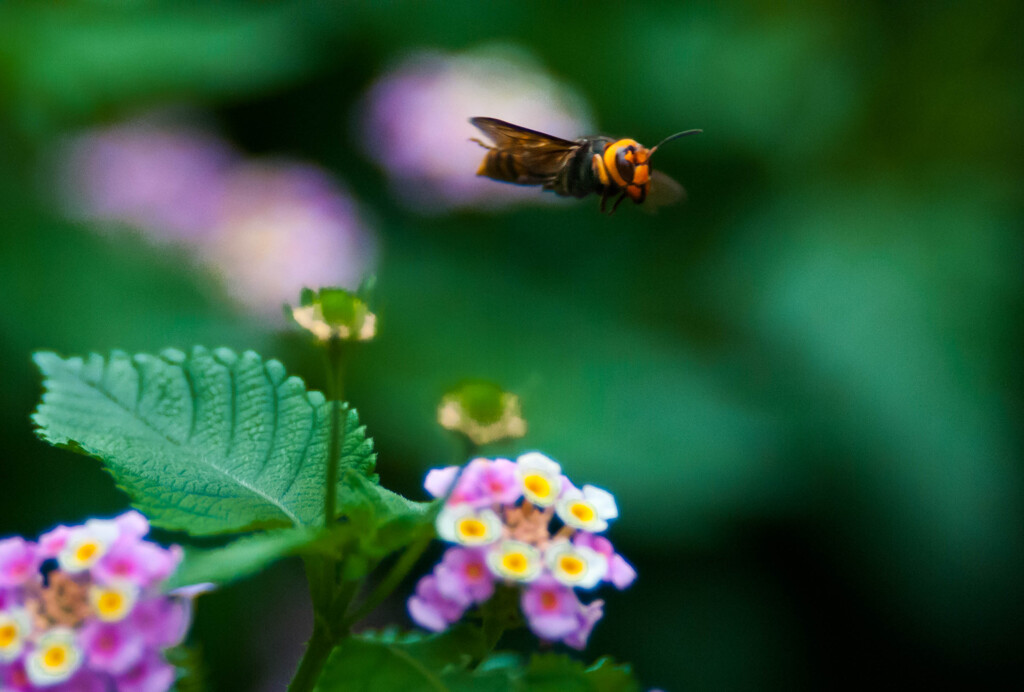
<box><xmin>409</xmin><ymin>453</ymin><xmax>636</xmax><ymax>649</ymax></box>
<box><xmin>0</xmin><ymin>512</ymin><xmax>195</xmax><ymax>691</ymax></box>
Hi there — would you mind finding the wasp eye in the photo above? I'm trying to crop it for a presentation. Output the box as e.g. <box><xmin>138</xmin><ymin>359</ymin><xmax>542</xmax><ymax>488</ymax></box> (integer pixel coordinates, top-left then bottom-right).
<box><xmin>615</xmin><ymin>147</ymin><xmax>636</xmax><ymax>183</ymax></box>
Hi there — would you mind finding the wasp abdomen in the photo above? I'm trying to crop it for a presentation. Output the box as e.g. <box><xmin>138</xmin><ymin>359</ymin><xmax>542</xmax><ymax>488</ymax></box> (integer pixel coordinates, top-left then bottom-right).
<box><xmin>476</xmin><ymin>149</ymin><xmax>527</xmax><ymax>184</ymax></box>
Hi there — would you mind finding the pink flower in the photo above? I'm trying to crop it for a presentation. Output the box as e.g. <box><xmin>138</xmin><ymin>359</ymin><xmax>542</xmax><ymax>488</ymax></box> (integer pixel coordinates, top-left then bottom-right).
<box><xmin>573</xmin><ymin>533</ymin><xmax>636</xmax><ymax>590</ymax></box>
<box><xmin>38</xmin><ymin>525</ymin><xmax>71</xmax><ymax>559</ymax></box>
<box><xmin>1</xmin><ymin>659</ymin><xmax>31</xmax><ymax>691</ymax></box>
<box><xmin>434</xmin><ymin>548</ymin><xmax>494</xmax><ymax>607</ymax></box>
<box><xmin>114</xmin><ymin>652</ymin><xmax>176</xmax><ymax>692</ymax></box>
<box><xmin>0</xmin><ymin>539</ymin><xmax>39</xmax><ymax>588</ymax></box>
<box><xmin>407</xmin><ymin>575</ymin><xmax>466</xmax><ymax>633</ymax></box>
<box><xmin>520</xmin><ymin>575</ymin><xmax>581</xmax><ymax>641</ymax></box>
<box><xmin>49</xmin><ymin>669</ymin><xmax>108</xmax><ymax>692</ymax></box>
<box><xmin>423</xmin><ymin>466</ymin><xmax>459</xmax><ymax>498</ymax></box>
<box><xmin>80</xmin><ymin>620</ymin><xmax>145</xmax><ymax>675</ymax></box>
<box><xmin>564</xmin><ymin>599</ymin><xmax>604</xmax><ymax>650</ymax></box>
<box><xmin>475</xmin><ymin>458</ymin><xmax>521</xmax><ymax>506</ymax></box>
<box><xmin>93</xmin><ymin>542</ymin><xmax>181</xmax><ymax>589</ymax></box>
<box><xmin>131</xmin><ymin>598</ymin><xmax>191</xmax><ymax>649</ymax></box>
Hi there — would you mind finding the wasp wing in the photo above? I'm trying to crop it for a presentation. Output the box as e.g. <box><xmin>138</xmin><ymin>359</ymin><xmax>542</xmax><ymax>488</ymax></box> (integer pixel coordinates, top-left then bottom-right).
<box><xmin>470</xmin><ymin>117</ymin><xmax>580</xmax><ymax>184</ymax></box>
<box><xmin>640</xmin><ymin>170</ymin><xmax>688</xmax><ymax>213</ymax></box>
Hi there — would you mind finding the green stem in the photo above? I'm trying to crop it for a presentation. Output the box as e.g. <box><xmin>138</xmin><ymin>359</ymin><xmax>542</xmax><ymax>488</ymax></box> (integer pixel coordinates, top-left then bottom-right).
<box><xmin>341</xmin><ymin>435</ymin><xmax>478</xmax><ymax>629</ymax></box>
<box><xmin>323</xmin><ymin>338</ymin><xmax>345</xmax><ymax>528</ymax></box>
<box><xmin>287</xmin><ymin>623</ymin><xmax>335</xmax><ymax>692</ymax></box>
<box><xmin>342</xmin><ymin>529</ymin><xmax>433</xmax><ymax>629</ymax></box>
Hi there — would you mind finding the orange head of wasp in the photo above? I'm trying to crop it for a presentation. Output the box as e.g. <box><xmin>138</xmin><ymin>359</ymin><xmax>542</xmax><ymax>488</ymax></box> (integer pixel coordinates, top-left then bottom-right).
<box><xmin>593</xmin><ymin>129</ymin><xmax>702</xmax><ymax>211</ymax></box>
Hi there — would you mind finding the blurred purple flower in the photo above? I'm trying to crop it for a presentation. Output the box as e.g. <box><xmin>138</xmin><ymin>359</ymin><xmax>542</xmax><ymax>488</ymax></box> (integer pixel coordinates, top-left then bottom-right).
<box><xmin>359</xmin><ymin>45</ymin><xmax>593</xmax><ymax>212</ymax></box>
<box><xmin>57</xmin><ymin>117</ymin><xmax>234</xmax><ymax>243</ymax></box>
<box><xmin>53</xmin><ymin>113</ymin><xmax>377</xmax><ymax>320</ymax></box>
<box><xmin>204</xmin><ymin>160</ymin><xmax>376</xmax><ymax>317</ymax></box>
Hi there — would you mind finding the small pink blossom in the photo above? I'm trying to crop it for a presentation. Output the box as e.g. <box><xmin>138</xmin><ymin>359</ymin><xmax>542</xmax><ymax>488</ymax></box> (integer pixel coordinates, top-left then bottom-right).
<box><xmin>407</xmin><ymin>575</ymin><xmax>466</xmax><ymax>633</ymax></box>
<box><xmin>131</xmin><ymin>599</ymin><xmax>191</xmax><ymax>649</ymax></box>
<box><xmin>564</xmin><ymin>599</ymin><xmax>604</xmax><ymax>650</ymax></box>
<box><xmin>114</xmin><ymin>652</ymin><xmax>176</xmax><ymax>692</ymax></box>
<box><xmin>434</xmin><ymin>548</ymin><xmax>494</xmax><ymax>607</ymax></box>
<box><xmin>94</xmin><ymin>542</ymin><xmax>181</xmax><ymax>588</ymax></box>
<box><xmin>424</xmin><ymin>466</ymin><xmax>459</xmax><ymax>498</ymax></box>
<box><xmin>80</xmin><ymin>620</ymin><xmax>145</xmax><ymax>675</ymax></box>
<box><xmin>520</xmin><ymin>575</ymin><xmax>581</xmax><ymax>641</ymax></box>
<box><xmin>38</xmin><ymin>525</ymin><xmax>71</xmax><ymax>559</ymax></box>
<box><xmin>0</xmin><ymin>538</ymin><xmax>40</xmax><ymax>588</ymax></box>
<box><xmin>573</xmin><ymin>533</ymin><xmax>636</xmax><ymax>590</ymax></box>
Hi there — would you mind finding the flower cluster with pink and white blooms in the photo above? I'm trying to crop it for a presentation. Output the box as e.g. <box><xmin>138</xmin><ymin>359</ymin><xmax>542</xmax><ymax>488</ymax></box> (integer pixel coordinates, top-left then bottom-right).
<box><xmin>0</xmin><ymin>511</ymin><xmax>198</xmax><ymax>691</ymax></box>
<box><xmin>408</xmin><ymin>453</ymin><xmax>636</xmax><ymax>649</ymax></box>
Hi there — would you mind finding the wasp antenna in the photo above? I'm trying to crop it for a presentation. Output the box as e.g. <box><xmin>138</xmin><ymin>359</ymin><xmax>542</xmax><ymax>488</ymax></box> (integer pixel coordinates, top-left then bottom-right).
<box><xmin>649</xmin><ymin>129</ymin><xmax>703</xmax><ymax>156</ymax></box>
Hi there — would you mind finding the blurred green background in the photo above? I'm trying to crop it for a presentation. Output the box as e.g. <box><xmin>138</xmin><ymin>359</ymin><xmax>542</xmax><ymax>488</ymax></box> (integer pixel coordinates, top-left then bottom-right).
<box><xmin>1</xmin><ymin>1</ymin><xmax>1022</xmax><ymax>689</ymax></box>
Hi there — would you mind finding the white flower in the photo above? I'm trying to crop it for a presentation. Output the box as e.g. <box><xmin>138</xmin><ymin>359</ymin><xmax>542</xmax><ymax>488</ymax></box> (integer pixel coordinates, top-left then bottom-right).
<box><xmin>555</xmin><ymin>484</ymin><xmax>618</xmax><ymax>533</ymax></box>
<box><xmin>436</xmin><ymin>505</ymin><xmax>502</xmax><ymax>547</ymax></box>
<box><xmin>515</xmin><ymin>452</ymin><xmax>564</xmax><ymax>507</ymax></box>
<box><xmin>58</xmin><ymin>518</ymin><xmax>120</xmax><ymax>573</ymax></box>
<box><xmin>26</xmin><ymin>628</ymin><xmax>83</xmax><ymax>686</ymax></box>
<box><xmin>89</xmin><ymin>580</ymin><xmax>141</xmax><ymax>622</ymax></box>
<box><xmin>486</xmin><ymin>541</ymin><xmax>543</xmax><ymax>583</ymax></box>
<box><xmin>545</xmin><ymin>541</ymin><xmax>608</xmax><ymax>589</ymax></box>
<box><xmin>0</xmin><ymin>608</ymin><xmax>31</xmax><ymax>662</ymax></box>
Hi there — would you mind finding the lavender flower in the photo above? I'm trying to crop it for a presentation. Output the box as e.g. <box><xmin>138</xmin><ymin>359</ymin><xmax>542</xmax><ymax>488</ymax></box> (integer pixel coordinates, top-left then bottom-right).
<box><xmin>204</xmin><ymin>161</ymin><xmax>377</xmax><ymax>317</ymax></box>
<box><xmin>56</xmin><ymin>116</ymin><xmax>234</xmax><ymax>243</ymax></box>
<box><xmin>358</xmin><ymin>45</ymin><xmax>593</xmax><ymax>212</ymax></box>
<box><xmin>0</xmin><ymin>511</ymin><xmax>200</xmax><ymax>690</ymax></box>
<box><xmin>53</xmin><ymin>114</ymin><xmax>377</xmax><ymax>320</ymax></box>
<box><xmin>408</xmin><ymin>454</ymin><xmax>635</xmax><ymax>649</ymax></box>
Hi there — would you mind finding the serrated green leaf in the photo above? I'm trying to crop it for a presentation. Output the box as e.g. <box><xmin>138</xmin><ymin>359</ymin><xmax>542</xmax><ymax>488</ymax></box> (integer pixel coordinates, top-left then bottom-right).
<box><xmin>314</xmin><ymin>626</ymin><xmax>499</xmax><ymax>692</ymax></box>
<box><xmin>524</xmin><ymin>653</ymin><xmax>640</xmax><ymax>692</ymax></box>
<box><xmin>314</xmin><ymin>629</ymin><xmax>640</xmax><ymax>692</ymax></box>
<box><xmin>32</xmin><ymin>347</ymin><xmax>376</xmax><ymax>535</ymax></box>
<box><xmin>166</xmin><ymin>527</ymin><xmax>321</xmax><ymax>590</ymax></box>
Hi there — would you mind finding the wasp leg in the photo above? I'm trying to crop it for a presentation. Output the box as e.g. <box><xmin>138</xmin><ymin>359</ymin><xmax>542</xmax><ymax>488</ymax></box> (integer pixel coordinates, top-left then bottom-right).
<box><xmin>609</xmin><ymin>191</ymin><xmax>627</xmax><ymax>214</ymax></box>
<box><xmin>470</xmin><ymin>138</ymin><xmax>492</xmax><ymax>150</ymax></box>
<box><xmin>600</xmin><ymin>191</ymin><xmax>609</xmax><ymax>214</ymax></box>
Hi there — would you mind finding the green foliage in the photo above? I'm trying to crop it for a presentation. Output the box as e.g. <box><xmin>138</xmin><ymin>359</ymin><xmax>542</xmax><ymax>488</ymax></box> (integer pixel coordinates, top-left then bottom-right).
<box><xmin>166</xmin><ymin>527</ymin><xmax>322</xmax><ymax>590</ymax></box>
<box><xmin>314</xmin><ymin>628</ymin><xmax>639</xmax><ymax>692</ymax></box>
<box><xmin>32</xmin><ymin>347</ymin><xmax>376</xmax><ymax>535</ymax></box>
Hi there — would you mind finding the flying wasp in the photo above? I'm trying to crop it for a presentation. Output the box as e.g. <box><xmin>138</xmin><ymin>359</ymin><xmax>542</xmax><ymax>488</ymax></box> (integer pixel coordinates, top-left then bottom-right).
<box><xmin>470</xmin><ymin>117</ymin><xmax>701</xmax><ymax>214</ymax></box>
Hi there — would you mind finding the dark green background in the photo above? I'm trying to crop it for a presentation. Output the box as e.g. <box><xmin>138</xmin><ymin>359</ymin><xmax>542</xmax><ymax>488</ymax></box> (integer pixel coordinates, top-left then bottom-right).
<box><xmin>1</xmin><ymin>1</ymin><xmax>1022</xmax><ymax>689</ymax></box>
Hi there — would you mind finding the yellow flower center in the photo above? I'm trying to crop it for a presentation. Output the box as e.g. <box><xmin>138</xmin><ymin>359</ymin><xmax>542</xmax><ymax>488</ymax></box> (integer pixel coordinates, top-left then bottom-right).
<box><xmin>75</xmin><ymin>542</ymin><xmax>99</xmax><ymax>563</ymax></box>
<box><xmin>466</xmin><ymin>563</ymin><xmax>483</xmax><ymax>580</ymax></box>
<box><xmin>524</xmin><ymin>474</ymin><xmax>551</xmax><ymax>498</ymax></box>
<box><xmin>0</xmin><ymin>624</ymin><xmax>17</xmax><ymax>647</ymax></box>
<box><xmin>502</xmin><ymin>552</ymin><xmax>529</xmax><ymax>574</ymax></box>
<box><xmin>559</xmin><ymin>555</ymin><xmax>585</xmax><ymax>576</ymax></box>
<box><xmin>570</xmin><ymin>502</ymin><xmax>595</xmax><ymax>523</ymax></box>
<box><xmin>97</xmin><ymin>591</ymin><xmax>124</xmax><ymax>617</ymax></box>
<box><xmin>457</xmin><ymin>518</ymin><xmax>487</xmax><ymax>539</ymax></box>
<box><xmin>43</xmin><ymin>645</ymin><xmax>67</xmax><ymax>669</ymax></box>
